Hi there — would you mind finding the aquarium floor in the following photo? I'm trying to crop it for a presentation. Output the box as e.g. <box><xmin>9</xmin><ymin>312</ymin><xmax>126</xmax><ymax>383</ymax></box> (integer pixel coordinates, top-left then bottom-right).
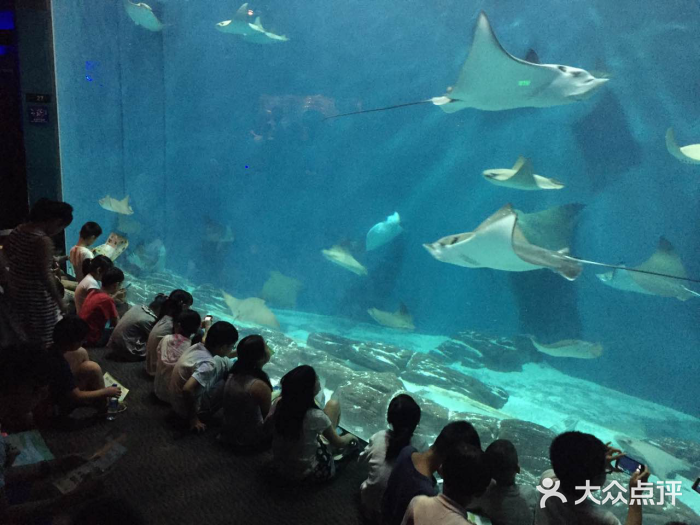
<box><xmin>41</xmin><ymin>348</ymin><xmax>367</xmax><ymax>525</ymax></box>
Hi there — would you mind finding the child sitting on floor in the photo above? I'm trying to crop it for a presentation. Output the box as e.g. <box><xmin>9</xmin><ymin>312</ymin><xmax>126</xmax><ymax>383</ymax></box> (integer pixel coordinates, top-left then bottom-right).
<box><xmin>69</xmin><ymin>221</ymin><xmax>102</xmax><ymax>282</ymax></box>
<box><xmin>145</xmin><ymin>290</ymin><xmax>193</xmax><ymax>377</ymax></box>
<box><xmin>47</xmin><ymin>316</ymin><xmax>123</xmax><ymax>418</ymax></box>
<box><xmin>73</xmin><ymin>256</ymin><xmax>113</xmax><ymax>314</ymax></box>
<box><xmin>79</xmin><ymin>267</ymin><xmax>124</xmax><ymax>347</ymax></box>
<box><xmin>466</xmin><ymin>439</ymin><xmax>537</xmax><ymax>525</ymax></box>
<box><xmin>154</xmin><ymin>310</ymin><xmax>202</xmax><ymax>403</ymax></box>
<box><xmin>107</xmin><ymin>293</ymin><xmax>167</xmax><ymax>361</ymax></box>
<box><xmin>382</xmin><ymin>421</ymin><xmax>482</xmax><ymax>525</ymax></box>
<box><xmin>360</xmin><ymin>394</ymin><xmax>425</xmax><ymax>524</ymax></box>
<box><xmin>169</xmin><ymin>321</ymin><xmax>238</xmax><ymax>432</ymax></box>
<box><xmin>401</xmin><ymin>444</ymin><xmax>492</xmax><ymax>525</ymax></box>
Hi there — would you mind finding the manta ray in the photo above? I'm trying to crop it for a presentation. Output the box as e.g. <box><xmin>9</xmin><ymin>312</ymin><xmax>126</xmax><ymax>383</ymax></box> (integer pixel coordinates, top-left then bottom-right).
<box><xmin>216</xmin><ymin>3</ymin><xmax>289</xmax><ymax>44</ymax></box>
<box><xmin>123</xmin><ymin>0</ymin><xmax>163</xmax><ymax>32</ymax></box>
<box><xmin>322</xmin><ymin>245</ymin><xmax>368</xmax><ymax>276</ymax></box>
<box><xmin>665</xmin><ymin>128</ymin><xmax>700</xmax><ymax>165</ymax></box>
<box><xmin>483</xmin><ymin>157</ymin><xmax>565</xmax><ymax>190</ymax></box>
<box><xmin>424</xmin><ymin>204</ymin><xmax>700</xmax><ymax>286</ymax></box>
<box><xmin>99</xmin><ymin>195</ymin><xmax>134</xmax><ymax>215</ymax></box>
<box><xmin>529</xmin><ymin>337</ymin><xmax>603</xmax><ymax>359</ymax></box>
<box><xmin>368</xmin><ymin>303</ymin><xmax>415</xmax><ymax>331</ymax></box>
<box><xmin>597</xmin><ymin>237</ymin><xmax>700</xmax><ymax>301</ymax></box>
<box><xmin>222</xmin><ymin>291</ymin><xmax>280</xmax><ymax>330</ymax></box>
<box><xmin>326</xmin><ymin>11</ymin><xmax>607</xmax><ymax>120</ymax></box>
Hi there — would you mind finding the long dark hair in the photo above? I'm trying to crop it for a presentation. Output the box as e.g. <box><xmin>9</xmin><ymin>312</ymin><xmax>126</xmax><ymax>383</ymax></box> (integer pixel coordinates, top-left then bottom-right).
<box><xmin>157</xmin><ymin>289</ymin><xmax>193</xmax><ymax>321</ymax></box>
<box><xmin>230</xmin><ymin>335</ymin><xmax>272</xmax><ymax>390</ymax></box>
<box><xmin>274</xmin><ymin>365</ymin><xmax>319</xmax><ymax>440</ymax></box>
<box><xmin>385</xmin><ymin>394</ymin><xmax>421</xmax><ymax>461</ymax></box>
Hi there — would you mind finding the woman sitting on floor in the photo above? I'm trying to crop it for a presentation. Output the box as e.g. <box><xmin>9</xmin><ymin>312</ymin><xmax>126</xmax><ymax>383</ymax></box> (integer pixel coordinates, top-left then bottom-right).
<box><xmin>221</xmin><ymin>335</ymin><xmax>273</xmax><ymax>451</ymax></box>
<box><xmin>271</xmin><ymin>365</ymin><xmax>356</xmax><ymax>483</ymax></box>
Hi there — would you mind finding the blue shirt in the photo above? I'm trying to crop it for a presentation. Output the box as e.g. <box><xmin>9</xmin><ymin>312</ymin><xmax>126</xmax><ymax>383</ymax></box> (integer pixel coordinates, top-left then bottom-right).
<box><xmin>382</xmin><ymin>446</ymin><xmax>438</xmax><ymax>525</ymax></box>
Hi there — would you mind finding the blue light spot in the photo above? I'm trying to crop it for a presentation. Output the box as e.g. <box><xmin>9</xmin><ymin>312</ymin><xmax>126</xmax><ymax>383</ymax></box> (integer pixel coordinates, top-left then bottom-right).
<box><xmin>85</xmin><ymin>75</ymin><xmax>93</xmax><ymax>82</ymax></box>
<box><xmin>245</xmin><ymin>165</ymin><xmax>249</xmax><ymax>168</ymax></box>
<box><xmin>0</xmin><ymin>11</ymin><xmax>15</xmax><ymax>30</ymax></box>
<box><xmin>0</xmin><ymin>45</ymin><xmax>8</xmax><ymax>56</ymax></box>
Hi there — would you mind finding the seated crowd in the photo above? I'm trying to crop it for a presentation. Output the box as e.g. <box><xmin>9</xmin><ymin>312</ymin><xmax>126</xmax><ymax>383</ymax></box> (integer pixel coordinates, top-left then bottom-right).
<box><xmin>0</xmin><ymin>199</ymin><xmax>686</xmax><ymax>525</ymax></box>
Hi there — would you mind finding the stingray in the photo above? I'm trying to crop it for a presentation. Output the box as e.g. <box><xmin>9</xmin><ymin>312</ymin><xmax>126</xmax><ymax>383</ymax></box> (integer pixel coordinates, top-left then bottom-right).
<box><xmin>216</xmin><ymin>5</ymin><xmax>289</xmax><ymax>44</ymax></box>
<box><xmin>261</xmin><ymin>270</ymin><xmax>303</xmax><ymax>309</ymax></box>
<box><xmin>368</xmin><ymin>303</ymin><xmax>415</xmax><ymax>331</ymax></box>
<box><xmin>483</xmin><ymin>157</ymin><xmax>565</xmax><ymax>190</ymax></box>
<box><xmin>615</xmin><ymin>435</ymin><xmax>694</xmax><ymax>480</ymax></box>
<box><xmin>423</xmin><ymin>204</ymin><xmax>582</xmax><ymax>280</ymax></box>
<box><xmin>665</xmin><ymin>127</ymin><xmax>700</xmax><ymax>165</ymax></box>
<box><xmin>99</xmin><ymin>195</ymin><xmax>134</xmax><ymax>215</ymax></box>
<box><xmin>597</xmin><ymin>237</ymin><xmax>700</xmax><ymax>301</ymax></box>
<box><xmin>123</xmin><ymin>0</ymin><xmax>163</xmax><ymax>32</ymax></box>
<box><xmin>325</xmin><ymin>12</ymin><xmax>607</xmax><ymax>120</ymax></box>
<box><xmin>529</xmin><ymin>337</ymin><xmax>603</xmax><ymax>359</ymax></box>
<box><xmin>424</xmin><ymin>204</ymin><xmax>700</xmax><ymax>286</ymax></box>
<box><xmin>221</xmin><ymin>291</ymin><xmax>280</xmax><ymax>330</ymax></box>
<box><xmin>321</xmin><ymin>245</ymin><xmax>368</xmax><ymax>276</ymax></box>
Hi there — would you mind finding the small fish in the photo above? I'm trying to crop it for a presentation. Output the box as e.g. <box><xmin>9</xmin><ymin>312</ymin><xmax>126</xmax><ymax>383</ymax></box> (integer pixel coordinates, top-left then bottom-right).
<box><xmin>99</xmin><ymin>195</ymin><xmax>134</xmax><ymax>216</ymax></box>
<box><xmin>366</xmin><ymin>212</ymin><xmax>403</xmax><ymax>251</ymax></box>
<box><xmin>123</xmin><ymin>0</ymin><xmax>163</xmax><ymax>32</ymax></box>
<box><xmin>368</xmin><ymin>303</ymin><xmax>415</xmax><ymax>331</ymax></box>
<box><xmin>322</xmin><ymin>245</ymin><xmax>367</xmax><ymax>276</ymax></box>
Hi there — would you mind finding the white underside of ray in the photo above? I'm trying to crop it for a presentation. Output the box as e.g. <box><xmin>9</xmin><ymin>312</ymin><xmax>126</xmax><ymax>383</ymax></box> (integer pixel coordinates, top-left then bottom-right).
<box><xmin>124</xmin><ymin>0</ymin><xmax>163</xmax><ymax>31</ymax></box>
<box><xmin>665</xmin><ymin>127</ymin><xmax>700</xmax><ymax>164</ymax></box>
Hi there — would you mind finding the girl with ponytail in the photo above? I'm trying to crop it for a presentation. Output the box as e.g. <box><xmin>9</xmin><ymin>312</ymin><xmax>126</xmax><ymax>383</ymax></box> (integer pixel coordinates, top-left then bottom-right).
<box><xmin>359</xmin><ymin>393</ymin><xmax>423</xmax><ymax>523</ymax></box>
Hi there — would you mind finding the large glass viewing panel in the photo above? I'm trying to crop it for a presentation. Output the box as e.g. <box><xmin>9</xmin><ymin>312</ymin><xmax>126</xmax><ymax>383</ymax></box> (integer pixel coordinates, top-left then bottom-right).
<box><xmin>52</xmin><ymin>0</ymin><xmax>699</xmax><ymax>518</ymax></box>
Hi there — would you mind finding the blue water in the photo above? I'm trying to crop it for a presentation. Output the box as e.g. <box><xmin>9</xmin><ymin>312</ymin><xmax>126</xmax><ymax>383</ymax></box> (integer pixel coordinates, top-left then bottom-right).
<box><xmin>52</xmin><ymin>0</ymin><xmax>700</xmax><ymax>424</ymax></box>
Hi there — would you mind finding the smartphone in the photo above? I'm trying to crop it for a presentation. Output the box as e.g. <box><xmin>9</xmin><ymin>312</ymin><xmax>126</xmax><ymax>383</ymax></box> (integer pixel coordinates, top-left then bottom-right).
<box><xmin>693</xmin><ymin>477</ymin><xmax>700</xmax><ymax>494</ymax></box>
<box><xmin>615</xmin><ymin>455</ymin><xmax>645</xmax><ymax>475</ymax></box>
<box><xmin>123</xmin><ymin>282</ymin><xmax>132</xmax><ymax>289</ymax></box>
<box><xmin>204</xmin><ymin>315</ymin><xmax>213</xmax><ymax>321</ymax></box>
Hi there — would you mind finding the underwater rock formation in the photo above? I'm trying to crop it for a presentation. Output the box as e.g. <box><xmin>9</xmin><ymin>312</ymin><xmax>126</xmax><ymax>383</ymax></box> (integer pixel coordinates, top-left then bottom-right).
<box><xmin>431</xmin><ymin>331</ymin><xmax>538</xmax><ymax>372</ymax></box>
<box><xmin>306</xmin><ymin>332</ymin><xmax>413</xmax><ymax>375</ymax></box>
<box><xmin>401</xmin><ymin>354</ymin><xmax>509</xmax><ymax>409</ymax></box>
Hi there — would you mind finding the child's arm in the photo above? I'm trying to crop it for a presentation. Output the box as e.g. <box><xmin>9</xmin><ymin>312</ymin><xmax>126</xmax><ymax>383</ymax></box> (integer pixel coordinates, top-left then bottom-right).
<box><xmin>69</xmin><ymin>385</ymin><xmax>121</xmax><ymax>405</ymax></box>
<box><xmin>624</xmin><ymin>466</ymin><xmax>650</xmax><ymax>525</ymax></box>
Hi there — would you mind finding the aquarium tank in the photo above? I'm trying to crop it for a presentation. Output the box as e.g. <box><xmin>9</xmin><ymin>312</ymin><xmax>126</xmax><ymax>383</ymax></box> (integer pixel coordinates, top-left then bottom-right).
<box><xmin>52</xmin><ymin>0</ymin><xmax>699</xmax><ymax>519</ymax></box>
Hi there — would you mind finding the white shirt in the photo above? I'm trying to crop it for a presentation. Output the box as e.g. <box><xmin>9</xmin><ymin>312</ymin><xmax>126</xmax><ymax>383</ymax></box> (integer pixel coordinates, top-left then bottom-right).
<box><xmin>74</xmin><ymin>274</ymin><xmax>100</xmax><ymax>314</ymax></box>
<box><xmin>69</xmin><ymin>245</ymin><xmax>93</xmax><ymax>282</ymax></box>
<box><xmin>360</xmin><ymin>430</ymin><xmax>428</xmax><ymax>522</ymax></box>
<box><xmin>401</xmin><ymin>494</ymin><xmax>475</xmax><ymax>525</ymax></box>
<box><xmin>169</xmin><ymin>343</ymin><xmax>233</xmax><ymax>418</ymax></box>
<box><xmin>534</xmin><ymin>470</ymin><xmax>620</xmax><ymax>525</ymax></box>
<box><xmin>146</xmin><ymin>315</ymin><xmax>173</xmax><ymax>377</ymax></box>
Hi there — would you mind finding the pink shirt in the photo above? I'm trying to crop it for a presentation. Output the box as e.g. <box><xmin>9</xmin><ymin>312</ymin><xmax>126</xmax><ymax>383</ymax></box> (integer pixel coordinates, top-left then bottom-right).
<box><xmin>401</xmin><ymin>494</ymin><xmax>475</xmax><ymax>525</ymax></box>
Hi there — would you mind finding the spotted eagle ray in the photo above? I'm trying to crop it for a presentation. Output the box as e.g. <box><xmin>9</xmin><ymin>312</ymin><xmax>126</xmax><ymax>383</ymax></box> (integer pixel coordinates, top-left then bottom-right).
<box><xmin>665</xmin><ymin>127</ymin><xmax>700</xmax><ymax>165</ymax></box>
<box><xmin>483</xmin><ymin>157</ymin><xmax>565</xmax><ymax>190</ymax></box>
<box><xmin>597</xmin><ymin>237</ymin><xmax>700</xmax><ymax>301</ymax></box>
<box><xmin>424</xmin><ymin>204</ymin><xmax>700</xmax><ymax>286</ymax></box>
<box><xmin>123</xmin><ymin>0</ymin><xmax>163</xmax><ymax>32</ymax></box>
<box><xmin>326</xmin><ymin>12</ymin><xmax>607</xmax><ymax>120</ymax></box>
